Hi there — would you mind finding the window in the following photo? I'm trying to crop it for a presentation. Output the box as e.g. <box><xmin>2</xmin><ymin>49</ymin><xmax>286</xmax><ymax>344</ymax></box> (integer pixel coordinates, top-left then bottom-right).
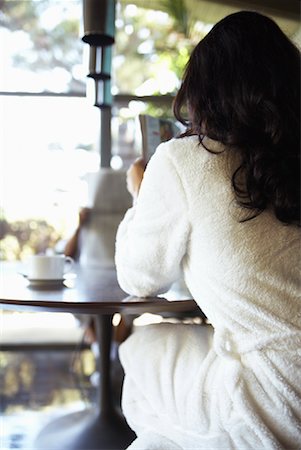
<box><xmin>0</xmin><ymin>0</ymin><xmax>99</xmax><ymax>258</ymax></box>
<box><xmin>0</xmin><ymin>0</ymin><xmax>206</xmax><ymax>260</ymax></box>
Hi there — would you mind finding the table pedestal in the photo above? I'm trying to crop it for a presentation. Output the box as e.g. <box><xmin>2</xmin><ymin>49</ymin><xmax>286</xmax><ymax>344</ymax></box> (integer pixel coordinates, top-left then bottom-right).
<box><xmin>34</xmin><ymin>407</ymin><xmax>135</xmax><ymax>449</ymax></box>
<box><xmin>34</xmin><ymin>314</ymin><xmax>136</xmax><ymax>449</ymax></box>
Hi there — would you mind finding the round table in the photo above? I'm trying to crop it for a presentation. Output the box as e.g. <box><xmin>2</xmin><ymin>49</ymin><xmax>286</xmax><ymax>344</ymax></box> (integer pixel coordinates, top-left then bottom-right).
<box><xmin>0</xmin><ymin>262</ymin><xmax>202</xmax><ymax>450</ymax></box>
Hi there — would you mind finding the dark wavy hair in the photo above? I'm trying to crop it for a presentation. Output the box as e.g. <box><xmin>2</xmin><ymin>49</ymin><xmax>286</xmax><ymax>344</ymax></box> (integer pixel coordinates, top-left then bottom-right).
<box><xmin>173</xmin><ymin>11</ymin><xmax>300</xmax><ymax>225</ymax></box>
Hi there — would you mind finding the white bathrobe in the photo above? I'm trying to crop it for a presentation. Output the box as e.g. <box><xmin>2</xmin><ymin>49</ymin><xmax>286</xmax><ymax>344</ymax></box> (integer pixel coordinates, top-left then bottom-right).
<box><xmin>115</xmin><ymin>136</ymin><xmax>301</xmax><ymax>449</ymax></box>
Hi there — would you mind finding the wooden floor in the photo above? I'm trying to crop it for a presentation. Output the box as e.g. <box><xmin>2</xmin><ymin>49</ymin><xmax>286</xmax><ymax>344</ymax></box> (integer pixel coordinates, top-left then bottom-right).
<box><xmin>0</xmin><ymin>347</ymin><xmax>124</xmax><ymax>449</ymax></box>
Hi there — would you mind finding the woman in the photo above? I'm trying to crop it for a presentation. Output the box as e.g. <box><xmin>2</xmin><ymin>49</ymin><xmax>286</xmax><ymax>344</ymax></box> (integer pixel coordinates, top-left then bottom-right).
<box><xmin>115</xmin><ymin>11</ymin><xmax>300</xmax><ymax>449</ymax></box>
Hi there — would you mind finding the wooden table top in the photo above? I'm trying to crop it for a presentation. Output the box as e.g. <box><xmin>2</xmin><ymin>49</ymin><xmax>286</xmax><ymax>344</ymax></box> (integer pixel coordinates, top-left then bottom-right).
<box><xmin>0</xmin><ymin>262</ymin><xmax>199</xmax><ymax>315</ymax></box>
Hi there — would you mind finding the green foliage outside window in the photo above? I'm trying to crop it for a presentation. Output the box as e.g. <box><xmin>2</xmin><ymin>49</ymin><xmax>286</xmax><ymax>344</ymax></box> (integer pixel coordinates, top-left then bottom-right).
<box><xmin>0</xmin><ymin>216</ymin><xmax>61</xmax><ymax>261</ymax></box>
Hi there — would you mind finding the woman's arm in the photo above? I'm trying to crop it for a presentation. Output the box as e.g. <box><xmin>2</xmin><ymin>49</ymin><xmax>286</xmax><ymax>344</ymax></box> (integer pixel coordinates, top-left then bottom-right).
<box><xmin>115</xmin><ymin>143</ymin><xmax>190</xmax><ymax>297</ymax></box>
<box><xmin>64</xmin><ymin>208</ymin><xmax>91</xmax><ymax>258</ymax></box>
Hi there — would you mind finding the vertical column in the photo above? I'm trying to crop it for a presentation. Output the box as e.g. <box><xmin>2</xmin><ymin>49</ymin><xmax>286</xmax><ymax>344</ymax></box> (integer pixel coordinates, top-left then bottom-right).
<box><xmin>82</xmin><ymin>0</ymin><xmax>116</xmax><ymax>168</ymax></box>
<box><xmin>94</xmin><ymin>313</ymin><xmax>114</xmax><ymax>416</ymax></box>
<box><xmin>100</xmin><ymin>108</ymin><xmax>112</xmax><ymax>168</ymax></box>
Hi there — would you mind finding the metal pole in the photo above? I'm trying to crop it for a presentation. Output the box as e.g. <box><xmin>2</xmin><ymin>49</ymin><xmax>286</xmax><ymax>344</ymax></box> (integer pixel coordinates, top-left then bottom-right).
<box><xmin>100</xmin><ymin>107</ymin><xmax>112</xmax><ymax>168</ymax></box>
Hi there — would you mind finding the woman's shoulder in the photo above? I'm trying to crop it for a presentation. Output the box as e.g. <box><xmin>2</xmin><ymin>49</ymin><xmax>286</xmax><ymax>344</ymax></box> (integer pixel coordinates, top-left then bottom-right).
<box><xmin>152</xmin><ymin>135</ymin><xmax>228</xmax><ymax>177</ymax></box>
<box><xmin>156</xmin><ymin>135</ymin><xmax>199</xmax><ymax>156</ymax></box>
<box><xmin>153</xmin><ymin>135</ymin><xmax>206</xmax><ymax>167</ymax></box>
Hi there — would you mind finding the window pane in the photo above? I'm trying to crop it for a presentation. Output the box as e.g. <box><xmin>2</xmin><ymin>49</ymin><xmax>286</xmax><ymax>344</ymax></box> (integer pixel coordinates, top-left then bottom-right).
<box><xmin>113</xmin><ymin>2</ymin><xmax>207</xmax><ymax>96</ymax></box>
<box><xmin>0</xmin><ymin>95</ymin><xmax>100</xmax><ymax>259</ymax></box>
<box><xmin>0</xmin><ymin>0</ymin><xmax>201</xmax><ymax>96</ymax></box>
<box><xmin>0</xmin><ymin>0</ymin><xmax>85</xmax><ymax>94</ymax></box>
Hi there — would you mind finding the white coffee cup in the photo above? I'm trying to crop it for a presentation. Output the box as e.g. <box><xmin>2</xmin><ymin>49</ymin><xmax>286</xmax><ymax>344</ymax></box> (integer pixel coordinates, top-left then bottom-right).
<box><xmin>26</xmin><ymin>255</ymin><xmax>74</xmax><ymax>280</ymax></box>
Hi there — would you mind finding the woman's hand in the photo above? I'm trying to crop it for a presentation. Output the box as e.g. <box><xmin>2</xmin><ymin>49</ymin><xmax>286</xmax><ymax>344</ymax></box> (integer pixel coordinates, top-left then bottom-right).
<box><xmin>126</xmin><ymin>157</ymin><xmax>146</xmax><ymax>201</ymax></box>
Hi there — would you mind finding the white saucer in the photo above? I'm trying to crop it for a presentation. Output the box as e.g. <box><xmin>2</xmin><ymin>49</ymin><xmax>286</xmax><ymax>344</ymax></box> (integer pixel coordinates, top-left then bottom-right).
<box><xmin>19</xmin><ymin>273</ymin><xmax>66</xmax><ymax>287</ymax></box>
<box><xmin>27</xmin><ymin>278</ymin><xmax>66</xmax><ymax>287</ymax></box>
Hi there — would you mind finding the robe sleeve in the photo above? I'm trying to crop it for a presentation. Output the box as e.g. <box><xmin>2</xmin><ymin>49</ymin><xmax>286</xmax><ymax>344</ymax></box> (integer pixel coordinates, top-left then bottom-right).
<box><xmin>115</xmin><ymin>142</ymin><xmax>190</xmax><ymax>297</ymax></box>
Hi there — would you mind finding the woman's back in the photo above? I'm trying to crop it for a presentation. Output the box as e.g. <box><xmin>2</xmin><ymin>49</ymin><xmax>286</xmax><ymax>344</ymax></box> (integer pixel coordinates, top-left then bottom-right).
<box><xmin>117</xmin><ymin>135</ymin><xmax>301</xmax><ymax>448</ymax></box>
<box><xmin>169</xmin><ymin>136</ymin><xmax>301</xmax><ymax>336</ymax></box>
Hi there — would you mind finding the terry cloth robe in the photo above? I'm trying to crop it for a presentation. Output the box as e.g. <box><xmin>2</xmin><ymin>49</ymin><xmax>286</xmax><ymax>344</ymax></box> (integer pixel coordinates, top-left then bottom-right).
<box><xmin>115</xmin><ymin>136</ymin><xmax>301</xmax><ymax>450</ymax></box>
